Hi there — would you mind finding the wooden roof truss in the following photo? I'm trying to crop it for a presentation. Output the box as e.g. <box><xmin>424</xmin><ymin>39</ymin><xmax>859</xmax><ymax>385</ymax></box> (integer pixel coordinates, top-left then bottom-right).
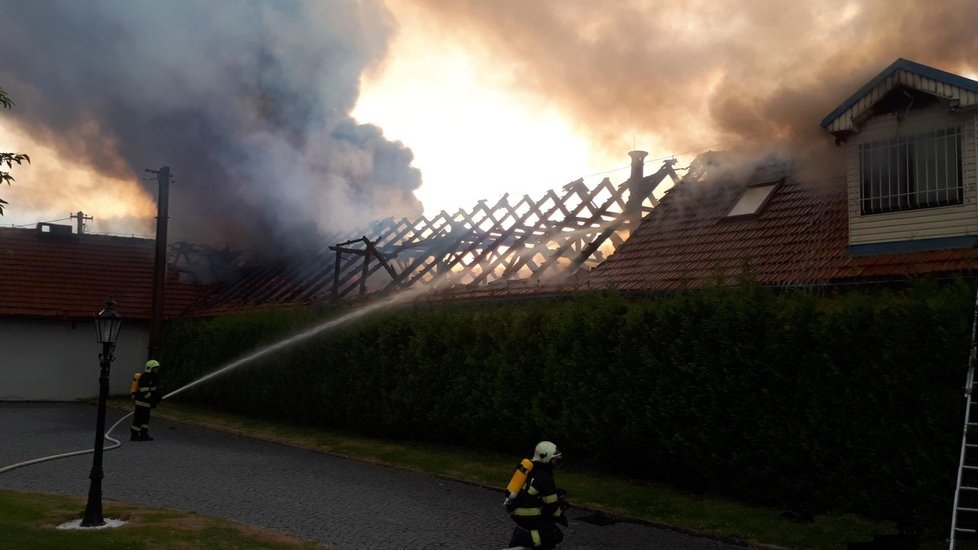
<box><xmin>188</xmin><ymin>159</ymin><xmax>680</xmax><ymax>310</ymax></box>
<box><xmin>329</xmin><ymin>160</ymin><xmax>680</xmax><ymax>299</ymax></box>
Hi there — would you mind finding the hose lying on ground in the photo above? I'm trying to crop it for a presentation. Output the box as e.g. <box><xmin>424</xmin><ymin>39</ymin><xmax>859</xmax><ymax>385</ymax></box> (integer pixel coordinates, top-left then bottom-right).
<box><xmin>1</xmin><ymin>385</ymin><xmax>186</xmax><ymax>476</ymax></box>
<box><xmin>0</xmin><ymin>411</ymin><xmax>134</xmax><ymax>475</ymax></box>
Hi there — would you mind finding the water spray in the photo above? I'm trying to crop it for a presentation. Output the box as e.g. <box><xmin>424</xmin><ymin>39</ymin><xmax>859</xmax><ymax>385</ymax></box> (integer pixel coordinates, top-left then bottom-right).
<box><xmin>0</xmin><ymin>285</ymin><xmax>427</xmax><ymax>475</ymax></box>
<box><xmin>162</xmin><ymin>285</ymin><xmax>425</xmax><ymax>400</ymax></box>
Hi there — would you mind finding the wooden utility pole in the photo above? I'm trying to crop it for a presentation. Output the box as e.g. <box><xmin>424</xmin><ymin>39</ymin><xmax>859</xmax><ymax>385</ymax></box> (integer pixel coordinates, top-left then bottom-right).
<box><xmin>147</xmin><ymin>167</ymin><xmax>170</xmax><ymax>361</ymax></box>
<box><xmin>70</xmin><ymin>211</ymin><xmax>93</xmax><ymax>234</ymax></box>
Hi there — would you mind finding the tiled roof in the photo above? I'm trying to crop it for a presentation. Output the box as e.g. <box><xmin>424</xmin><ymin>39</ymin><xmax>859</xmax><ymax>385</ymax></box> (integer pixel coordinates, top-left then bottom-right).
<box><xmin>589</xmin><ymin>173</ymin><xmax>978</xmax><ymax>290</ymax></box>
<box><xmin>0</xmin><ymin>227</ymin><xmax>209</xmax><ymax>320</ymax></box>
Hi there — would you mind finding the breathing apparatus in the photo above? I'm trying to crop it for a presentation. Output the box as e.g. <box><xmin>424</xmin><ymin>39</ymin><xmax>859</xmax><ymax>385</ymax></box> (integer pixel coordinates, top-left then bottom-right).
<box><xmin>503</xmin><ymin>458</ymin><xmax>534</xmax><ymax>507</ymax></box>
<box><xmin>502</xmin><ymin>441</ymin><xmax>562</xmax><ymax>508</ymax></box>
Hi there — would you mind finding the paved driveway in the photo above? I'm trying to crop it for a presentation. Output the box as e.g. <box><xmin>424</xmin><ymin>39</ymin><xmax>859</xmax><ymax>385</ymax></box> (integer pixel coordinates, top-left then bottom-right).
<box><xmin>0</xmin><ymin>402</ymin><xmax>742</xmax><ymax>549</ymax></box>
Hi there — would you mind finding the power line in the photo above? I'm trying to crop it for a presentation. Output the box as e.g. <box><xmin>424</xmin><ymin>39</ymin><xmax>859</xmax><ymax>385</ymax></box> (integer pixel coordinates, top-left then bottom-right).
<box><xmin>644</xmin><ymin>142</ymin><xmax>730</xmax><ymax>166</ymax></box>
<box><xmin>580</xmin><ymin>163</ymin><xmax>630</xmax><ymax>179</ymax></box>
<box><xmin>581</xmin><ymin>141</ymin><xmax>733</xmax><ymax>180</ymax></box>
<box><xmin>12</xmin><ymin>216</ymin><xmax>72</xmax><ymax>228</ymax></box>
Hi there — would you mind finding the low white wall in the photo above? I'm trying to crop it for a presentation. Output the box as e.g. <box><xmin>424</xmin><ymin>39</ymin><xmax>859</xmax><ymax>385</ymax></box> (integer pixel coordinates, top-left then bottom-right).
<box><xmin>0</xmin><ymin>317</ymin><xmax>151</xmax><ymax>400</ymax></box>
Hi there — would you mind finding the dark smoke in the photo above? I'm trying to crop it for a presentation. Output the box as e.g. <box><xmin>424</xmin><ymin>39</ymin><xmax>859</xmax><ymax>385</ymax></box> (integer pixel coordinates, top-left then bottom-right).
<box><xmin>0</xmin><ymin>0</ymin><xmax>422</xmax><ymax>255</ymax></box>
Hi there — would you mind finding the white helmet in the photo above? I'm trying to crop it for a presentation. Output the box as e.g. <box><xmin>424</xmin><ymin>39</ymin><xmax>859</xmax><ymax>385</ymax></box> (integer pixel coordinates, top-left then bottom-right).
<box><xmin>533</xmin><ymin>441</ymin><xmax>562</xmax><ymax>463</ymax></box>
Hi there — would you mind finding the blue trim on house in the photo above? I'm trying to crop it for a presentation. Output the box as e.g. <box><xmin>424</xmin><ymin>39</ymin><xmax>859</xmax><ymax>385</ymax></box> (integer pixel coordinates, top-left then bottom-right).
<box><xmin>820</xmin><ymin>58</ymin><xmax>978</xmax><ymax>129</ymax></box>
<box><xmin>848</xmin><ymin>235</ymin><xmax>978</xmax><ymax>257</ymax></box>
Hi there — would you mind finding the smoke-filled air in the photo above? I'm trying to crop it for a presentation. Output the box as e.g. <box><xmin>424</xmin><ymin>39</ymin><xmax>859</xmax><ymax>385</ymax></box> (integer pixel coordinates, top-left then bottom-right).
<box><xmin>0</xmin><ymin>0</ymin><xmax>422</xmax><ymax>253</ymax></box>
<box><xmin>404</xmin><ymin>0</ymin><xmax>978</xmax><ymax>150</ymax></box>
<box><xmin>375</xmin><ymin>0</ymin><xmax>978</xmax><ymax>190</ymax></box>
<box><xmin>2</xmin><ymin>0</ymin><xmax>978</xmax><ymax>250</ymax></box>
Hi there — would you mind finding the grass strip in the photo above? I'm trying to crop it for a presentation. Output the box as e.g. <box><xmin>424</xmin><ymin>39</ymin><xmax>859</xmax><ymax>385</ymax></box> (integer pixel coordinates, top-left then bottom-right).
<box><xmin>0</xmin><ymin>487</ymin><xmax>326</xmax><ymax>549</ymax></box>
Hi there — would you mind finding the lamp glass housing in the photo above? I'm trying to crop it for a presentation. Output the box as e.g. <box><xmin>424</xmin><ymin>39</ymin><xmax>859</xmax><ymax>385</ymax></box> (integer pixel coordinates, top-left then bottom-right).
<box><xmin>94</xmin><ymin>301</ymin><xmax>122</xmax><ymax>344</ymax></box>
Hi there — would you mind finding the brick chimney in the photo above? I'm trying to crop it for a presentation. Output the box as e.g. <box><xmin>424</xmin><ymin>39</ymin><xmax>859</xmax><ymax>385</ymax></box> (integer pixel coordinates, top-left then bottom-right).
<box><xmin>629</xmin><ymin>150</ymin><xmax>648</xmax><ymax>182</ymax></box>
<box><xmin>625</xmin><ymin>150</ymin><xmax>649</xmax><ymax>214</ymax></box>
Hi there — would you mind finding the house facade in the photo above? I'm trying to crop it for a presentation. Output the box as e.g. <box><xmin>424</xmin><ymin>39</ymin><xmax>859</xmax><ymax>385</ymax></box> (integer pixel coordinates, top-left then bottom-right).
<box><xmin>0</xmin><ymin>225</ymin><xmax>206</xmax><ymax>399</ymax></box>
<box><xmin>578</xmin><ymin>58</ymin><xmax>978</xmax><ymax>291</ymax></box>
<box><xmin>821</xmin><ymin>58</ymin><xmax>978</xmax><ymax>255</ymax></box>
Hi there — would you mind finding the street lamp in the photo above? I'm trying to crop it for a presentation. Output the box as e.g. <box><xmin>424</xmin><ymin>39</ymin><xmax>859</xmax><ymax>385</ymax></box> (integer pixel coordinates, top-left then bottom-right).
<box><xmin>81</xmin><ymin>298</ymin><xmax>122</xmax><ymax>527</ymax></box>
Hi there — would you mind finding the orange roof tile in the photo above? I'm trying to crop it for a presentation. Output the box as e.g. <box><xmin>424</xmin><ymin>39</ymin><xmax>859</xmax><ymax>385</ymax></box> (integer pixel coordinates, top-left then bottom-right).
<box><xmin>590</xmin><ymin>174</ymin><xmax>978</xmax><ymax>290</ymax></box>
<box><xmin>0</xmin><ymin>227</ymin><xmax>209</xmax><ymax>320</ymax></box>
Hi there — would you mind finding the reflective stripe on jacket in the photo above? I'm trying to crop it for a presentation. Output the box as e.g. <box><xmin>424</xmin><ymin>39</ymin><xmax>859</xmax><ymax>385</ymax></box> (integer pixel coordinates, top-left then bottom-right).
<box><xmin>134</xmin><ymin>371</ymin><xmax>161</xmax><ymax>407</ymax></box>
<box><xmin>509</xmin><ymin>462</ymin><xmax>563</xmax><ymax>526</ymax></box>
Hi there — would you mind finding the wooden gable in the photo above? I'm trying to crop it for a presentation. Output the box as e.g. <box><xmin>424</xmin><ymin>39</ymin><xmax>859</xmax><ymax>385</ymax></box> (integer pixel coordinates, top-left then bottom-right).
<box><xmin>821</xmin><ymin>58</ymin><xmax>978</xmax><ymax>141</ymax></box>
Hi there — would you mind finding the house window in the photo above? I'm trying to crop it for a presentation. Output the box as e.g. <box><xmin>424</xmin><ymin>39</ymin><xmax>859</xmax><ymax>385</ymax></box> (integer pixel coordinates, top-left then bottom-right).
<box><xmin>858</xmin><ymin>126</ymin><xmax>963</xmax><ymax>215</ymax></box>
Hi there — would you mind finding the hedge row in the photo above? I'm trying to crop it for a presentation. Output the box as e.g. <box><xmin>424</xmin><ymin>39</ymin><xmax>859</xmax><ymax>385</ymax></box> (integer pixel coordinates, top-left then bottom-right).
<box><xmin>161</xmin><ymin>281</ymin><xmax>975</xmax><ymax>529</ymax></box>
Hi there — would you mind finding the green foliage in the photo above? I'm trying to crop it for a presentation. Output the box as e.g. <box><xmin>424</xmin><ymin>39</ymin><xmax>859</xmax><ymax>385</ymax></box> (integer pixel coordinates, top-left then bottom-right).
<box><xmin>0</xmin><ymin>87</ymin><xmax>13</xmax><ymax>109</ymax></box>
<box><xmin>0</xmin><ymin>85</ymin><xmax>30</xmax><ymax>215</ymax></box>
<box><xmin>162</xmin><ymin>280</ymin><xmax>976</xmax><ymax>532</ymax></box>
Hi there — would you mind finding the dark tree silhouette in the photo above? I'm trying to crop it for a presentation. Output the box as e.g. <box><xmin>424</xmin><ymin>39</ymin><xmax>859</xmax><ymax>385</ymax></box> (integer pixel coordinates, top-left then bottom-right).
<box><xmin>0</xmin><ymin>86</ymin><xmax>30</xmax><ymax>215</ymax></box>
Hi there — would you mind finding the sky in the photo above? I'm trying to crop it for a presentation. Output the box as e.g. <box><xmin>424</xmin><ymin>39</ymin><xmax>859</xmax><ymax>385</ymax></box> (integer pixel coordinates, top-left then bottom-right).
<box><xmin>1</xmin><ymin>0</ymin><xmax>977</xmax><ymax>252</ymax></box>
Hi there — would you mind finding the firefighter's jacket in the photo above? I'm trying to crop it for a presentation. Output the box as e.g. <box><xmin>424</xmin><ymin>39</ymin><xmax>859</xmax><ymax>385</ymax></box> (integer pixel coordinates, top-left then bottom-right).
<box><xmin>133</xmin><ymin>371</ymin><xmax>162</xmax><ymax>408</ymax></box>
<box><xmin>508</xmin><ymin>461</ymin><xmax>565</xmax><ymax>528</ymax></box>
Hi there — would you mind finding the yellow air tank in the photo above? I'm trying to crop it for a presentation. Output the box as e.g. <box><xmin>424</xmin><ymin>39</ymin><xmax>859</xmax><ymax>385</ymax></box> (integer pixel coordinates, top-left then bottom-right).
<box><xmin>130</xmin><ymin>372</ymin><xmax>142</xmax><ymax>397</ymax></box>
<box><xmin>505</xmin><ymin>458</ymin><xmax>534</xmax><ymax>500</ymax></box>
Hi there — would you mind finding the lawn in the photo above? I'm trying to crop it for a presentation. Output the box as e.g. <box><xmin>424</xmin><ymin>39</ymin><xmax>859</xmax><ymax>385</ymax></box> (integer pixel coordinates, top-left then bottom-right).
<box><xmin>0</xmin><ymin>487</ymin><xmax>326</xmax><ymax>549</ymax></box>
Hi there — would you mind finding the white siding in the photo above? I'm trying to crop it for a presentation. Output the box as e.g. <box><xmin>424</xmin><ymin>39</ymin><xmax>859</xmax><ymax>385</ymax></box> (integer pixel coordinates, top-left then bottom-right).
<box><xmin>827</xmin><ymin>69</ymin><xmax>978</xmax><ymax>134</ymax></box>
<box><xmin>0</xmin><ymin>318</ymin><xmax>150</xmax><ymax>400</ymax></box>
<box><xmin>847</xmin><ymin>108</ymin><xmax>978</xmax><ymax>246</ymax></box>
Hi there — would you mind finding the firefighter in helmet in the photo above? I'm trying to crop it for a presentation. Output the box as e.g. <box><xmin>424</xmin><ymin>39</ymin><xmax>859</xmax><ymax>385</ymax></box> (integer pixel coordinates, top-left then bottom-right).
<box><xmin>131</xmin><ymin>359</ymin><xmax>162</xmax><ymax>441</ymax></box>
<box><xmin>506</xmin><ymin>441</ymin><xmax>568</xmax><ymax>549</ymax></box>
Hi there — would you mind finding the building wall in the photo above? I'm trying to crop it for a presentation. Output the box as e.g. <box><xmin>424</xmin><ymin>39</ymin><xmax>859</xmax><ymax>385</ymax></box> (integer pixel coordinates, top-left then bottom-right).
<box><xmin>846</xmin><ymin>108</ymin><xmax>978</xmax><ymax>245</ymax></box>
<box><xmin>0</xmin><ymin>318</ymin><xmax>150</xmax><ymax>400</ymax></box>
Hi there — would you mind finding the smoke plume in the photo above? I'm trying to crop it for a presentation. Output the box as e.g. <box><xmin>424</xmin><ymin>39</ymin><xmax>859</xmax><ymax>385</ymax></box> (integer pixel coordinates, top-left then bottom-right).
<box><xmin>401</xmin><ymin>0</ymin><xmax>978</xmax><ymax>179</ymax></box>
<box><xmin>0</xmin><ymin>0</ymin><xmax>422</xmax><ymax>253</ymax></box>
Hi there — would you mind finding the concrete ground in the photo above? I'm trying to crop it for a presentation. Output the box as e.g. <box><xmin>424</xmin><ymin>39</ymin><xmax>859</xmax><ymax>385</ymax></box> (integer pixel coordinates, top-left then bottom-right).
<box><xmin>0</xmin><ymin>402</ymin><xmax>743</xmax><ymax>549</ymax></box>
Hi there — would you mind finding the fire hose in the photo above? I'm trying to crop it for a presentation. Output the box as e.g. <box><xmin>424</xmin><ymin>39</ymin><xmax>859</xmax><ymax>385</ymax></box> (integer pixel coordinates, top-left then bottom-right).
<box><xmin>0</xmin><ymin>410</ymin><xmax>133</xmax><ymax>475</ymax></box>
<box><xmin>0</xmin><ymin>385</ymin><xmax>187</xmax><ymax>475</ymax></box>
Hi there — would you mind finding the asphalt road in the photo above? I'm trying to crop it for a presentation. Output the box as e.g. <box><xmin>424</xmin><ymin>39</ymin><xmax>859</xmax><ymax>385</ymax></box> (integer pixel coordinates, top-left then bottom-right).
<box><xmin>0</xmin><ymin>402</ymin><xmax>743</xmax><ymax>549</ymax></box>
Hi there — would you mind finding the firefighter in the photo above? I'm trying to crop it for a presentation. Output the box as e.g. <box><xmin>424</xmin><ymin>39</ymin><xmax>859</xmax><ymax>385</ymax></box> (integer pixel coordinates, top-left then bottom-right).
<box><xmin>506</xmin><ymin>441</ymin><xmax>568</xmax><ymax>549</ymax></box>
<box><xmin>131</xmin><ymin>359</ymin><xmax>162</xmax><ymax>441</ymax></box>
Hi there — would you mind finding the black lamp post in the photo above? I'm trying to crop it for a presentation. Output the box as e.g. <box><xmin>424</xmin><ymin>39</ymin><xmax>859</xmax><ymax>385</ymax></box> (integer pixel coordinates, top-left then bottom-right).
<box><xmin>81</xmin><ymin>298</ymin><xmax>122</xmax><ymax>527</ymax></box>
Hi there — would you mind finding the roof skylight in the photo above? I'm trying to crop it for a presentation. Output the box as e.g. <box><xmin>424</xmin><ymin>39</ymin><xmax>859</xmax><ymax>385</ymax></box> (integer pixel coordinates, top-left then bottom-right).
<box><xmin>726</xmin><ymin>182</ymin><xmax>780</xmax><ymax>219</ymax></box>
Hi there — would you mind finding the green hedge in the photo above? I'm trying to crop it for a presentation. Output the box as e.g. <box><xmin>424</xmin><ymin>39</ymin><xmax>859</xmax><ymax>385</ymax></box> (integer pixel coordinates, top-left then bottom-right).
<box><xmin>162</xmin><ymin>280</ymin><xmax>975</xmax><ymax>530</ymax></box>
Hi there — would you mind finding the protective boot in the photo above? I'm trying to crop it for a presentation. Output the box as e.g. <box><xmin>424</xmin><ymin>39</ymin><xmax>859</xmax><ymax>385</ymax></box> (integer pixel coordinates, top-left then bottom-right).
<box><xmin>130</xmin><ymin>430</ymin><xmax>141</xmax><ymax>441</ymax></box>
<box><xmin>139</xmin><ymin>428</ymin><xmax>154</xmax><ymax>441</ymax></box>
<box><xmin>508</xmin><ymin>527</ymin><xmax>533</xmax><ymax>549</ymax></box>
